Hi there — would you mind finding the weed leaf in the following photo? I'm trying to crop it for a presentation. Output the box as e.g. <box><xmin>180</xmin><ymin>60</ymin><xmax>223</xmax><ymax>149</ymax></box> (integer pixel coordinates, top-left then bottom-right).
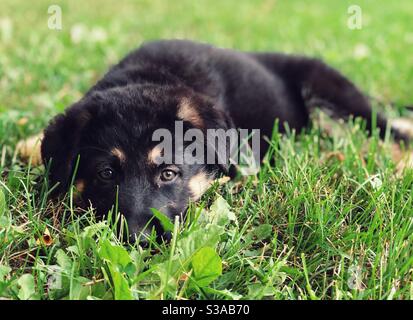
<box><xmin>17</xmin><ymin>274</ymin><xmax>38</xmax><ymax>300</ymax></box>
<box><xmin>207</xmin><ymin>196</ymin><xmax>236</xmax><ymax>226</ymax></box>
<box><xmin>99</xmin><ymin>239</ymin><xmax>132</xmax><ymax>269</ymax></box>
<box><xmin>191</xmin><ymin>247</ymin><xmax>222</xmax><ymax>287</ymax></box>
<box><xmin>108</xmin><ymin>264</ymin><xmax>133</xmax><ymax>300</ymax></box>
<box><xmin>151</xmin><ymin>208</ymin><xmax>174</xmax><ymax>232</ymax></box>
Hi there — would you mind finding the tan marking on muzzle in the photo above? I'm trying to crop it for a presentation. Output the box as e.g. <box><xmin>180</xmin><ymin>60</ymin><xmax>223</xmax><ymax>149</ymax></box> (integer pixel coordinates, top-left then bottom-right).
<box><xmin>177</xmin><ymin>98</ymin><xmax>204</xmax><ymax>128</ymax></box>
<box><xmin>16</xmin><ymin>132</ymin><xmax>44</xmax><ymax>166</ymax></box>
<box><xmin>188</xmin><ymin>172</ymin><xmax>213</xmax><ymax>200</ymax></box>
<box><xmin>73</xmin><ymin>179</ymin><xmax>86</xmax><ymax>201</ymax></box>
<box><xmin>75</xmin><ymin>179</ymin><xmax>86</xmax><ymax>193</ymax></box>
<box><xmin>111</xmin><ymin>147</ymin><xmax>126</xmax><ymax>163</ymax></box>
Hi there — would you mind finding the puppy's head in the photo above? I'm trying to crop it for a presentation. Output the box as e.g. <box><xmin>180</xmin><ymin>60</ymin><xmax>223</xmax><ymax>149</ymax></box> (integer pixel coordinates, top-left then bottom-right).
<box><xmin>41</xmin><ymin>85</ymin><xmax>233</xmax><ymax>241</ymax></box>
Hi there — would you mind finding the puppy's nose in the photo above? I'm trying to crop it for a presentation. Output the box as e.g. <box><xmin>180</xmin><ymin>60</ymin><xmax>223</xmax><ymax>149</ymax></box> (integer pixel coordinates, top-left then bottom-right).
<box><xmin>159</xmin><ymin>231</ymin><xmax>172</xmax><ymax>243</ymax></box>
<box><xmin>132</xmin><ymin>235</ymin><xmax>150</xmax><ymax>248</ymax></box>
<box><xmin>127</xmin><ymin>229</ymin><xmax>172</xmax><ymax>245</ymax></box>
<box><xmin>128</xmin><ymin>228</ymin><xmax>152</xmax><ymax>245</ymax></box>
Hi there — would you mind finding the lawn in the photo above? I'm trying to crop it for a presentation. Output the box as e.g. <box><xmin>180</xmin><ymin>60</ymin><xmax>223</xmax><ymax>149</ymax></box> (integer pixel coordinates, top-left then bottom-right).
<box><xmin>1</xmin><ymin>0</ymin><xmax>413</xmax><ymax>300</ymax></box>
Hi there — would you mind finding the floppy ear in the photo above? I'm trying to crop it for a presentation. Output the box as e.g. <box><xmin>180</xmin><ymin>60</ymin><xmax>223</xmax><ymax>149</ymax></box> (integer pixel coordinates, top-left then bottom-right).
<box><xmin>41</xmin><ymin>103</ymin><xmax>91</xmax><ymax>195</ymax></box>
<box><xmin>176</xmin><ymin>95</ymin><xmax>236</xmax><ymax>177</ymax></box>
<box><xmin>204</xmin><ymin>107</ymin><xmax>237</xmax><ymax>177</ymax></box>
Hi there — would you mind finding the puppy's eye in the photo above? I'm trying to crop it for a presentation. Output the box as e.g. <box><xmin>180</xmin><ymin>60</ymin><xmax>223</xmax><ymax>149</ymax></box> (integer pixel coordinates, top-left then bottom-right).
<box><xmin>160</xmin><ymin>169</ymin><xmax>177</xmax><ymax>182</ymax></box>
<box><xmin>98</xmin><ymin>167</ymin><xmax>114</xmax><ymax>180</ymax></box>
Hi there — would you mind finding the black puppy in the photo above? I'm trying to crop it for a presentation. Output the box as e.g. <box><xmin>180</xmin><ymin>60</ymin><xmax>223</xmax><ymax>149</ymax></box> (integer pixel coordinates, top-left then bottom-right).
<box><xmin>41</xmin><ymin>39</ymin><xmax>408</xmax><ymax>240</ymax></box>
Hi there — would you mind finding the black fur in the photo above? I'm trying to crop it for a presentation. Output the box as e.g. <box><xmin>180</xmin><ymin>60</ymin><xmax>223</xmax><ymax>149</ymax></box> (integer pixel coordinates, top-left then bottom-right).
<box><xmin>41</xmin><ymin>39</ymin><xmax>407</xmax><ymax>240</ymax></box>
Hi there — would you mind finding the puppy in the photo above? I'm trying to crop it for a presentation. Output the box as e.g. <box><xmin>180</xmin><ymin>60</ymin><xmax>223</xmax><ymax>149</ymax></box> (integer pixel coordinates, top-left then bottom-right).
<box><xmin>39</xmin><ymin>39</ymin><xmax>409</xmax><ymax>241</ymax></box>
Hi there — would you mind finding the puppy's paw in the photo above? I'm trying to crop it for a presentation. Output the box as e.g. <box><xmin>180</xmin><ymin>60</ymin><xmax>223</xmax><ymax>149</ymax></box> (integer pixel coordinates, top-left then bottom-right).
<box><xmin>16</xmin><ymin>133</ymin><xmax>43</xmax><ymax>166</ymax></box>
<box><xmin>391</xmin><ymin>117</ymin><xmax>413</xmax><ymax>139</ymax></box>
<box><xmin>390</xmin><ymin>144</ymin><xmax>413</xmax><ymax>179</ymax></box>
<box><xmin>216</xmin><ymin>176</ymin><xmax>231</xmax><ymax>185</ymax></box>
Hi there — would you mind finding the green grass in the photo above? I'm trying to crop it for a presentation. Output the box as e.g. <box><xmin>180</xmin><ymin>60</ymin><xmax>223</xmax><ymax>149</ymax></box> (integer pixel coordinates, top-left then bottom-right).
<box><xmin>1</xmin><ymin>0</ymin><xmax>413</xmax><ymax>300</ymax></box>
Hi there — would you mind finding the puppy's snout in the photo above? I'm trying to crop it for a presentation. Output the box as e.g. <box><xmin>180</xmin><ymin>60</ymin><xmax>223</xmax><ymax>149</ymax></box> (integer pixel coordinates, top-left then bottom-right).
<box><xmin>123</xmin><ymin>212</ymin><xmax>163</xmax><ymax>242</ymax></box>
<box><xmin>128</xmin><ymin>228</ymin><xmax>152</xmax><ymax>245</ymax></box>
<box><xmin>129</xmin><ymin>232</ymin><xmax>171</xmax><ymax>248</ymax></box>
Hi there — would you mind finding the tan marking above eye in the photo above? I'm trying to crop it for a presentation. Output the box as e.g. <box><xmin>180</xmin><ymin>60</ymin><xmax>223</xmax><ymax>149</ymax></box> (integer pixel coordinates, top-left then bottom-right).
<box><xmin>111</xmin><ymin>147</ymin><xmax>126</xmax><ymax>162</ymax></box>
<box><xmin>148</xmin><ymin>145</ymin><xmax>163</xmax><ymax>164</ymax></box>
<box><xmin>188</xmin><ymin>171</ymin><xmax>213</xmax><ymax>200</ymax></box>
<box><xmin>177</xmin><ymin>98</ymin><xmax>204</xmax><ymax>128</ymax></box>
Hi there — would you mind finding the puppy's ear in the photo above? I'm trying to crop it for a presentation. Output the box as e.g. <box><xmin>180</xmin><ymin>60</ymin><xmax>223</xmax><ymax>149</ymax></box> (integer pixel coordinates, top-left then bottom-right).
<box><xmin>177</xmin><ymin>95</ymin><xmax>236</xmax><ymax>176</ymax></box>
<box><xmin>204</xmin><ymin>107</ymin><xmax>237</xmax><ymax>177</ymax></box>
<box><xmin>41</xmin><ymin>103</ymin><xmax>91</xmax><ymax>195</ymax></box>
